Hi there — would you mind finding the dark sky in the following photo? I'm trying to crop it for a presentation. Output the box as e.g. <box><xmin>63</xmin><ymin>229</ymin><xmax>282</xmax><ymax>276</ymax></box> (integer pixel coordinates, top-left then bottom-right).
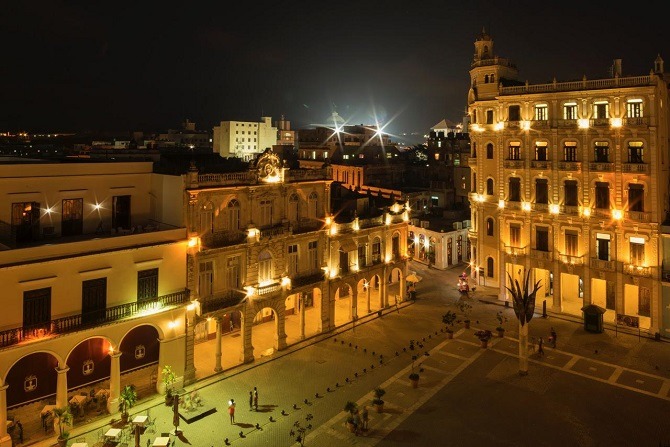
<box><xmin>2</xmin><ymin>1</ymin><xmax>669</xmax><ymax>145</ymax></box>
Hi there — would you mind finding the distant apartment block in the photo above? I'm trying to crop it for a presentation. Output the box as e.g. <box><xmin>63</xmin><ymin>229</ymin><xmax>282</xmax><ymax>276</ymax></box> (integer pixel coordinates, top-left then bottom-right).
<box><xmin>212</xmin><ymin>117</ymin><xmax>277</xmax><ymax>161</ymax></box>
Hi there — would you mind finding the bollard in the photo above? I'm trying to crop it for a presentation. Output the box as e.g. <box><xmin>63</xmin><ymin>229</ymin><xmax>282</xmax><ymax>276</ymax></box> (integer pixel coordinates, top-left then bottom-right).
<box><xmin>542</xmin><ymin>300</ymin><xmax>547</xmax><ymax>318</ymax></box>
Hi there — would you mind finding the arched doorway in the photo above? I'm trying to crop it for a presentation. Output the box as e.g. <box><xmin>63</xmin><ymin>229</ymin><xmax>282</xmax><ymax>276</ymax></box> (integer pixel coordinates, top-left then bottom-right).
<box><xmin>251</xmin><ymin>306</ymin><xmax>279</xmax><ymax>358</ymax></box>
<box><xmin>284</xmin><ymin>287</ymin><xmax>322</xmax><ymax>344</ymax></box>
<box><xmin>333</xmin><ymin>283</ymin><xmax>354</xmax><ymax>327</ymax></box>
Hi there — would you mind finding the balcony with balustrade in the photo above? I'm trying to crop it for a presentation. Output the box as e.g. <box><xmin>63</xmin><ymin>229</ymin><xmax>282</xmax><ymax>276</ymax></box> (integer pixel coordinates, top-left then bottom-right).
<box><xmin>559</xmin><ymin>254</ymin><xmax>584</xmax><ymax>265</ymax></box>
<box><xmin>590</xmin><ymin>258</ymin><xmax>617</xmax><ymax>271</ymax></box>
<box><xmin>623</xmin><ymin>263</ymin><xmax>654</xmax><ymax>278</ymax></box>
<box><xmin>503</xmin><ymin>159</ymin><xmax>525</xmax><ymax>169</ymax></box>
<box><xmin>531</xmin><ymin>249</ymin><xmax>553</xmax><ymax>261</ymax></box>
<box><xmin>589</xmin><ymin>162</ymin><xmax>615</xmax><ymax>172</ymax></box>
<box><xmin>557</xmin><ymin>161</ymin><xmax>581</xmax><ymax>171</ymax></box>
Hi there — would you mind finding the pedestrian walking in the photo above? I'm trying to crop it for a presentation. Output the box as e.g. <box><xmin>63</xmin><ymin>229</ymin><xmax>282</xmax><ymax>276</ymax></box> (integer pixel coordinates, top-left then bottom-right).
<box><xmin>352</xmin><ymin>408</ymin><xmax>362</xmax><ymax>436</ymax></box>
<box><xmin>229</xmin><ymin>320</ymin><xmax>234</xmax><ymax>332</ymax></box>
<box><xmin>249</xmin><ymin>390</ymin><xmax>253</xmax><ymax>411</ymax></box>
<box><xmin>253</xmin><ymin>386</ymin><xmax>258</xmax><ymax>411</ymax></box>
<box><xmin>550</xmin><ymin>327</ymin><xmax>557</xmax><ymax>348</ymax></box>
<box><xmin>361</xmin><ymin>405</ymin><xmax>369</xmax><ymax>431</ymax></box>
<box><xmin>537</xmin><ymin>336</ymin><xmax>544</xmax><ymax>355</ymax></box>
<box><xmin>228</xmin><ymin>398</ymin><xmax>236</xmax><ymax>424</ymax></box>
<box><xmin>16</xmin><ymin>420</ymin><xmax>23</xmax><ymax>443</ymax></box>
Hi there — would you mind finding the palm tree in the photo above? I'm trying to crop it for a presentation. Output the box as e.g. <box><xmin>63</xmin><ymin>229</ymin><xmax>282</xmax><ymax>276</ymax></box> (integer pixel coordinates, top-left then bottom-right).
<box><xmin>505</xmin><ymin>271</ymin><xmax>541</xmax><ymax>375</ymax></box>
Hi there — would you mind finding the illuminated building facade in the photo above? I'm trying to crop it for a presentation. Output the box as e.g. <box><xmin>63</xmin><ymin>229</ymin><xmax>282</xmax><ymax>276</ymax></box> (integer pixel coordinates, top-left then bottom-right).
<box><xmin>212</xmin><ymin>117</ymin><xmax>278</xmax><ymax>161</ymax></box>
<box><xmin>466</xmin><ymin>29</ymin><xmax>670</xmax><ymax>337</ymax></box>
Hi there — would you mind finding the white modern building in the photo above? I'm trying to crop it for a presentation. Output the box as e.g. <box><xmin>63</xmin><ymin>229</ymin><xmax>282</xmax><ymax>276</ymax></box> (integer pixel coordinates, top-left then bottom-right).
<box><xmin>212</xmin><ymin>117</ymin><xmax>278</xmax><ymax>161</ymax></box>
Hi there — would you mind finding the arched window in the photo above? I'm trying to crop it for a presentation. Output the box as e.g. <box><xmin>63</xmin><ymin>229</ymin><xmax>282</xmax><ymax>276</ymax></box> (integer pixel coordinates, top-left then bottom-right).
<box><xmin>487</xmin><ymin>257</ymin><xmax>494</xmax><ymax>277</ymax></box>
<box><xmin>227</xmin><ymin>199</ymin><xmax>240</xmax><ymax>230</ymax></box>
<box><xmin>308</xmin><ymin>192</ymin><xmax>318</xmax><ymax>218</ymax></box>
<box><xmin>486</xmin><ymin>218</ymin><xmax>494</xmax><ymax>236</ymax></box>
<box><xmin>258</xmin><ymin>250</ymin><xmax>273</xmax><ymax>284</ymax></box>
<box><xmin>486</xmin><ymin>143</ymin><xmax>494</xmax><ymax>159</ymax></box>
<box><xmin>486</xmin><ymin>178</ymin><xmax>494</xmax><ymax>195</ymax></box>
<box><xmin>288</xmin><ymin>193</ymin><xmax>299</xmax><ymax>222</ymax></box>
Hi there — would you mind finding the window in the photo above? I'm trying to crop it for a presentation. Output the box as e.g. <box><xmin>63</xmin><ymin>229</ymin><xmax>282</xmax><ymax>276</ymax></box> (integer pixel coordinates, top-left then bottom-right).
<box><xmin>535</xmin><ymin>142</ymin><xmax>548</xmax><ymax>161</ymax></box>
<box><xmin>508</xmin><ymin>142</ymin><xmax>521</xmax><ymax>160</ymax></box>
<box><xmin>308</xmin><ymin>192</ymin><xmax>318</xmax><ymax>219</ymax></box>
<box><xmin>227</xmin><ymin>199</ymin><xmax>240</xmax><ymax>230</ymax></box>
<box><xmin>630</xmin><ymin>237</ymin><xmax>645</xmax><ymax>265</ymax></box>
<box><xmin>486</xmin><ymin>178</ymin><xmax>494</xmax><ymax>195</ymax></box>
<box><xmin>534</xmin><ymin>104</ymin><xmax>548</xmax><ymax>121</ymax></box>
<box><xmin>626</xmin><ymin>99</ymin><xmax>643</xmax><ymax>118</ymax></box>
<box><xmin>565</xmin><ymin>230</ymin><xmax>578</xmax><ymax>256</ymax></box>
<box><xmin>62</xmin><ymin>198</ymin><xmax>83</xmax><ymax>236</ymax></box>
<box><xmin>564</xmin><ymin>180</ymin><xmax>578</xmax><ymax>206</ymax></box>
<box><xmin>339</xmin><ymin>248</ymin><xmax>350</xmax><ymax>274</ymax></box>
<box><xmin>308</xmin><ymin>241</ymin><xmax>318</xmax><ymax>272</ymax></box>
<box><xmin>260</xmin><ymin>199</ymin><xmax>273</xmax><ymax>227</ymax></box>
<box><xmin>112</xmin><ymin>195</ymin><xmax>131</xmax><ymax>230</ymax></box>
<box><xmin>12</xmin><ymin>201</ymin><xmax>39</xmax><ymax>243</ymax></box>
<box><xmin>628</xmin><ymin>184</ymin><xmax>644</xmax><ymax>212</ymax></box>
<box><xmin>198</xmin><ymin>261</ymin><xmax>213</xmax><ymax>298</ymax></box>
<box><xmin>258</xmin><ymin>251</ymin><xmax>273</xmax><ymax>283</ymax></box>
<box><xmin>487</xmin><ymin>257</ymin><xmax>494</xmax><ymax>277</ymax></box>
<box><xmin>510</xmin><ymin>223</ymin><xmax>521</xmax><ymax>247</ymax></box>
<box><xmin>200</xmin><ymin>202</ymin><xmax>213</xmax><ymax>234</ymax></box>
<box><xmin>472</xmin><ymin>142</ymin><xmax>477</xmax><ymax>157</ymax></box>
<box><xmin>508</xmin><ymin>105</ymin><xmax>521</xmax><ymax>121</ymax></box>
<box><xmin>82</xmin><ymin>278</ymin><xmax>106</xmax><ymax>325</ymax></box>
<box><xmin>595</xmin><ymin>182</ymin><xmax>610</xmax><ymax>209</ymax></box>
<box><xmin>447</xmin><ymin>238</ymin><xmax>453</xmax><ymax>266</ymax></box>
<box><xmin>486</xmin><ymin>218</ymin><xmax>494</xmax><ymax>236</ymax></box>
<box><xmin>628</xmin><ymin>141</ymin><xmax>644</xmax><ymax>163</ymax></box>
<box><xmin>563</xmin><ymin>142</ymin><xmax>577</xmax><ymax>161</ymax></box>
<box><xmin>593</xmin><ymin>101</ymin><xmax>609</xmax><ymax>119</ymax></box>
<box><xmin>23</xmin><ymin>287</ymin><xmax>51</xmax><ymax>333</ymax></box>
<box><xmin>486</xmin><ymin>110</ymin><xmax>494</xmax><ymax>124</ymax></box>
<box><xmin>639</xmin><ymin>287</ymin><xmax>650</xmax><ymax>317</ymax></box>
<box><xmin>508</xmin><ymin>177</ymin><xmax>521</xmax><ymax>202</ymax></box>
<box><xmin>227</xmin><ymin>256</ymin><xmax>240</xmax><ymax>289</ymax></box>
<box><xmin>533</xmin><ymin>178</ymin><xmax>548</xmax><ymax>204</ymax></box>
<box><xmin>137</xmin><ymin>268</ymin><xmax>158</xmax><ymax>302</ymax></box>
<box><xmin>536</xmin><ymin>227</ymin><xmax>549</xmax><ymax>251</ymax></box>
<box><xmin>486</xmin><ymin>143</ymin><xmax>494</xmax><ymax>159</ymax></box>
<box><xmin>596</xmin><ymin>233</ymin><xmax>610</xmax><ymax>261</ymax></box>
<box><xmin>372</xmin><ymin>238</ymin><xmax>381</xmax><ymax>263</ymax></box>
<box><xmin>288</xmin><ymin>244</ymin><xmax>298</xmax><ymax>275</ymax></box>
<box><xmin>563</xmin><ymin>102</ymin><xmax>577</xmax><ymax>120</ymax></box>
<box><xmin>288</xmin><ymin>193</ymin><xmax>299</xmax><ymax>222</ymax></box>
<box><xmin>594</xmin><ymin>141</ymin><xmax>609</xmax><ymax>162</ymax></box>
<box><xmin>358</xmin><ymin>244</ymin><xmax>367</xmax><ymax>267</ymax></box>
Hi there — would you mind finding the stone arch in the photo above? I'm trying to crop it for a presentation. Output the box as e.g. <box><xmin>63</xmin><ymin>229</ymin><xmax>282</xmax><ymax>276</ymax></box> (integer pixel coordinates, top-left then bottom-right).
<box><xmin>249</xmin><ymin>296</ymin><xmax>287</xmax><ymax>358</ymax></box>
<box><xmin>5</xmin><ymin>350</ymin><xmax>61</xmax><ymax>408</ymax></box>
<box><xmin>331</xmin><ymin>281</ymin><xmax>355</xmax><ymax>327</ymax></box>
<box><xmin>65</xmin><ymin>336</ymin><xmax>114</xmax><ymax>392</ymax></box>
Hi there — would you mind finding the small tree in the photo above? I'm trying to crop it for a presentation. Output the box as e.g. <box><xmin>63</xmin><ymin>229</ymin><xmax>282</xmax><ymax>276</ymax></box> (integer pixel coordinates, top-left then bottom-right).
<box><xmin>52</xmin><ymin>406</ymin><xmax>72</xmax><ymax>442</ymax></box>
<box><xmin>290</xmin><ymin>413</ymin><xmax>313</xmax><ymax>446</ymax></box>
<box><xmin>442</xmin><ymin>310</ymin><xmax>457</xmax><ymax>333</ymax></box>
<box><xmin>343</xmin><ymin>401</ymin><xmax>358</xmax><ymax>425</ymax></box>
<box><xmin>162</xmin><ymin>365</ymin><xmax>177</xmax><ymax>405</ymax></box>
<box><xmin>496</xmin><ymin>311</ymin><xmax>508</xmax><ymax>331</ymax></box>
<box><xmin>457</xmin><ymin>301</ymin><xmax>473</xmax><ymax>324</ymax></box>
<box><xmin>118</xmin><ymin>384</ymin><xmax>138</xmax><ymax>419</ymax></box>
<box><xmin>506</xmin><ymin>271</ymin><xmax>541</xmax><ymax>375</ymax></box>
<box><xmin>372</xmin><ymin>387</ymin><xmax>386</xmax><ymax>406</ymax></box>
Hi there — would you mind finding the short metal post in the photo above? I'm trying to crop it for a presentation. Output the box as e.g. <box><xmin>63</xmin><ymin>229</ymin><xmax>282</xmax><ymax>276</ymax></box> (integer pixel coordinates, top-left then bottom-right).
<box><xmin>542</xmin><ymin>300</ymin><xmax>547</xmax><ymax>318</ymax></box>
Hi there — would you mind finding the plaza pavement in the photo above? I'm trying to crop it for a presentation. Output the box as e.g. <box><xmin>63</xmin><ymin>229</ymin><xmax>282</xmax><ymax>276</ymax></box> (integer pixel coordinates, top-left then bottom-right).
<box><xmin>30</xmin><ymin>262</ymin><xmax>670</xmax><ymax>446</ymax></box>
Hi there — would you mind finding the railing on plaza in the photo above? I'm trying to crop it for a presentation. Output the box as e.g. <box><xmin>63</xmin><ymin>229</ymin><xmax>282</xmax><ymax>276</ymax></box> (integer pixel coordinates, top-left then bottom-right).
<box><xmin>0</xmin><ymin>289</ymin><xmax>189</xmax><ymax>348</ymax></box>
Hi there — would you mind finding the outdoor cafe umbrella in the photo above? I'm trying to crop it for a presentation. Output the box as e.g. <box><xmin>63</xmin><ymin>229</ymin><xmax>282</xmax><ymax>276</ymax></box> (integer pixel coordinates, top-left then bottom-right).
<box><xmin>406</xmin><ymin>273</ymin><xmax>422</xmax><ymax>283</ymax></box>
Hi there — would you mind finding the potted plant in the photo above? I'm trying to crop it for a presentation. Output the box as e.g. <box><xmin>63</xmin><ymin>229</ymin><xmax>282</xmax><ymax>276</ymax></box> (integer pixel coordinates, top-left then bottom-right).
<box><xmin>474</xmin><ymin>329</ymin><xmax>493</xmax><ymax>348</ymax></box>
<box><xmin>118</xmin><ymin>384</ymin><xmax>138</xmax><ymax>423</ymax></box>
<box><xmin>496</xmin><ymin>311</ymin><xmax>508</xmax><ymax>337</ymax></box>
<box><xmin>408</xmin><ymin>372</ymin><xmax>420</xmax><ymax>388</ymax></box>
<box><xmin>457</xmin><ymin>301</ymin><xmax>473</xmax><ymax>329</ymax></box>
<box><xmin>52</xmin><ymin>406</ymin><xmax>72</xmax><ymax>447</ymax></box>
<box><xmin>372</xmin><ymin>387</ymin><xmax>386</xmax><ymax>413</ymax></box>
<box><xmin>162</xmin><ymin>365</ymin><xmax>177</xmax><ymax>406</ymax></box>
<box><xmin>343</xmin><ymin>401</ymin><xmax>358</xmax><ymax>432</ymax></box>
<box><xmin>442</xmin><ymin>310</ymin><xmax>457</xmax><ymax>339</ymax></box>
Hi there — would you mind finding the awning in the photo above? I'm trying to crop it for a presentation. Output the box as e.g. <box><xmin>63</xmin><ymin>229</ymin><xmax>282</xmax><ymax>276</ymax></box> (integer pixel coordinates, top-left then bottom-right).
<box><xmin>339</xmin><ymin>239</ymin><xmax>358</xmax><ymax>252</ymax></box>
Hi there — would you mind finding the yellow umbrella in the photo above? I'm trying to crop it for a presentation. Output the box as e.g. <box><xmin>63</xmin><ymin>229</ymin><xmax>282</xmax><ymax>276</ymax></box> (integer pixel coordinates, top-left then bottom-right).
<box><xmin>406</xmin><ymin>273</ymin><xmax>422</xmax><ymax>283</ymax></box>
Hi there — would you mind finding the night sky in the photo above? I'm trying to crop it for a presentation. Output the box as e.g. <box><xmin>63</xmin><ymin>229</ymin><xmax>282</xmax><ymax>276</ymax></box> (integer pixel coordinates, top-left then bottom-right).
<box><xmin>2</xmin><ymin>1</ymin><xmax>669</xmax><ymax>145</ymax></box>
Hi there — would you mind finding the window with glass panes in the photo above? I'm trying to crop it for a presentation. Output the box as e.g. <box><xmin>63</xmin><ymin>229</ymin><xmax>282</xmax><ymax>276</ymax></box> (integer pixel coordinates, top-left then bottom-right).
<box><xmin>596</xmin><ymin>233</ymin><xmax>610</xmax><ymax>261</ymax></box>
<box><xmin>372</xmin><ymin>238</ymin><xmax>381</xmax><ymax>263</ymax></box>
<box><xmin>595</xmin><ymin>182</ymin><xmax>610</xmax><ymax>209</ymax></box>
<box><xmin>510</xmin><ymin>223</ymin><xmax>521</xmax><ymax>247</ymax></box>
<box><xmin>258</xmin><ymin>251</ymin><xmax>272</xmax><ymax>283</ymax></box>
<box><xmin>358</xmin><ymin>244</ymin><xmax>367</xmax><ymax>267</ymax></box>
<box><xmin>199</xmin><ymin>261</ymin><xmax>213</xmax><ymax>298</ymax></box>
<box><xmin>594</xmin><ymin>141</ymin><xmax>609</xmax><ymax>162</ymax></box>
<box><xmin>534</xmin><ymin>104</ymin><xmax>548</xmax><ymax>121</ymax></box>
<box><xmin>628</xmin><ymin>141</ymin><xmax>644</xmax><ymax>163</ymax></box>
<box><xmin>308</xmin><ymin>241</ymin><xmax>318</xmax><ymax>272</ymax></box>
<box><xmin>288</xmin><ymin>244</ymin><xmax>298</xmax><ymax>275</ymax></box>
<box><xmin>535</xmin><ymin>179</ymin><xmax>548</xmax><ymax>204</ymax></box>
<box><xmin>509</xmin><ymin>177</ymin><xmax>521</xmax><ymax>202</ymax></box>
<box><xmin>260</xmin><ymin>200</ymin><xmax>273</xmax><ymax>227</ymax></box>
<box><xmin>628</xmin><ymin>184</ymin><xmax>644</xmax><ymax>212</ymax></box>
<box><xmin>563</xmin><ymin>142</ymin><xmax>577</xmax><ymax>161</ymax></box>
<box><xmin>227</xmin><ymin>199</ymin><xmax>240</xmax><ymax>230</ymax></box>
<box><xmin>626</xmin><ymin>99</ymin><xmax>643</xmax><ymax>118</ymax></box>
<box><xmin>535</xmin><ymin>142</ymin><xmax>548</xmax><ymax>161</ymax></box>
<box><xmin>486</xmin><ymin>178</ymin><xmax>494</xmax><ymax>195</ymax></box>
<box><xmin>563</xmin><ymin>102</ymin><xmax>577</xmax><ymax>119</ymax></box>
<box><xmin>486</xmin><ymin>143</ymin><xmax>494</xmax><ymax>159</ymax></box>
<box><xmin>630</xmin><ymin>237</ymin><xmax>645</xmax><ymax>265</ymax></box>
<box><xmin>227</xmin><ymin>256</ymin><xmax>240</xmax><ymax>288</ymax></box>
<box><xmin>508</xmin><ymin>142</ymin><xmax>521</xmax><ymax>160</ymax></box>
<box><xmin>564</xmin><ymin>180</ymin><xmax>578</xmax><ymax>206</ymax></box>
<box><xmin>593</xmin><ymin>101</ymin><xmax>609</xmax><ymax>119</ymax></box>
<box><xmin>536</xmin><ymin>227</ymin><xmax>549</xmax><ymax>251</ymax></box>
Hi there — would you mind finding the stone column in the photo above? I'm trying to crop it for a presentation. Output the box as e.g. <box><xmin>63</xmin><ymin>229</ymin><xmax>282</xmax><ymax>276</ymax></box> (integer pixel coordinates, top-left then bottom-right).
<box><xmin>55</xmin><ymin>365</ymin><xmax>69</xmax><ymax>409</ymax></box>
<box><xmin>365</xmin><ymin>285</ymin><xmax>371</xmax><ymax>312</ymax></box>
<box><xmin>380</xmin><ymin>266</ymin><xmax>388</xmax><ymax>308</ymax></box>
<box><xmin>351</xmin><ymin>288</ymin><xmax>358</xmax><ymax>320</ymax></box>
<box><xmin>183</xmin><ymin>306</ymin><xmax>197</xmax><ymax>385</ymax></box>
<box><xmin>0</xmin><ymin>384</ymin><xmax>9</xmax><ymax>442</ymax></box>
<box><xmin>107</xmin><ymin>352</ymin><xmax>121</xmax><ymax>414</ymax></box>
<box><xmin>299</xmin><ymin>292</ymin><xmax>306</xmax><ymax>340</ymax></box>
<box><xmin>214</xmin><ymin>317</ymin><xmax>223</xmax><ymax>372</ymax></box>
<box><xmin>241</xmin><ymin>303</ymin><xmax>255</xmax><ymax>364</ymax></box>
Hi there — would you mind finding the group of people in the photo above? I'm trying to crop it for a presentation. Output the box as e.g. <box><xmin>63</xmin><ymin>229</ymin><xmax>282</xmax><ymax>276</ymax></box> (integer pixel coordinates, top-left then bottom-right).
<box><xmin>350</xmin><ymin>405</ymin><xmax>369</xmax><ymax>435</ymax></box>
<box><xmin>227</xmin><ymin>387</ymin><xmax>259</xmax><ymax>424</ymax></box>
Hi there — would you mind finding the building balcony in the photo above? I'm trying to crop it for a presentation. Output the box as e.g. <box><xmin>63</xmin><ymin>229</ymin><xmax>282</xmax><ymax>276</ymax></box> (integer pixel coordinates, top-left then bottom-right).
<box><xmin>0</xmin><ymin>289</ymin><xmax>189</xmax><ymax>349</ymax></box>
<box><xmin>531</xmin><ymin>249</ymin><xmax>553</xmax><ymax>261</ymax></box>
<box><xmin>556</xmin><ymin>119</ymin><xmax>578</xmax><ymax>128</ymax></box>
<box><xmin>503</xmin><ymin>159</ymin><xmax>525</xmax><ymax>169</ymax></box>
<box><xmin>505</xmin><ymin>201</ymin><xmax>522</xmax><ymax>210</ymax></box>
<box><xmin>623</xmin><ymin>264</ymin><xmax>653</xmax><ymax>278</ymax></box>
<box><xmin>291</xmin><ymin>270</ymin><xmax>326</xmax><ymax>288</ymax></box>
<box><xmin>559</xmin><ymin>254</ymin><xmax>584</xmax><ymax>265</ymax></box>
<box><xmin>589</xmin><ymin>162</ymin><xmax>615</xmax><ymax>172</ymax></box>
<box><xmin>590</xmin><ymin>118</ymin><xmax>610</xmax><ymax>127</ymax></box>
<box><xmin>623</xmin><ymin>163</ymin><xmax>648</xmax><ymax>173</ymax></box>
<box><xmin>256</xmin><ymin>281</ymin><xmax>282</xmax><ymax>296</ymax></box>
<box><xmin>624</xmin><ymin>211</ymin><xmax>651</xmax><ymax>222</ymax></box>
<box><xmin>259</xmin><ymin>223</ymin><xmax>290</xmax><ymax>239</ymax></box>
<box><xmin>560</xmin><ymin>205</ymin><xmax>580</xmax><ymax>215</ymax></box>
<box><xmin>503</xmin><ymin>244</ymin><xmax>527</xmax><ymax>257</ymax></box>
<box><xmin>201</xmin><ymin>230</ymin><xmax>247</xmax><ymax>249</ymax></box>
<box><xmin>530</xmin><ymin>160</ymin><xmax>550</xmax><ymax>170</ymax></box>
<box><xmin>531</xmin><ymin>119</ymin><xmax>550</xmax><ymax>128</ymax></box>
<box><xmin>590</xmin><ymin>258</ymin><xmax>616</xmax><ymax>271</ymax></box>
<box><xmin>292</xmin><ymin>219</ymin><xmax>325</xmax><ymax>234</ymax></box>
<box><xmin>557</xmin><ymin>161</ymin><xmax>581</xmax><ymax>171</ymax></box>
<box><xmin>200</xmin><ymin>289</ymin><xmax>247</xmax><ymax>314</ymax></box>
<box><xmin>623</xmin><ymin>117</ymin><xmax>649</xmax><ymax>127</ymax></box>
<box><xmin>532</xmin><ymin>203</ymin><xmax>549</xmax><ymax>213</ymax></box>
